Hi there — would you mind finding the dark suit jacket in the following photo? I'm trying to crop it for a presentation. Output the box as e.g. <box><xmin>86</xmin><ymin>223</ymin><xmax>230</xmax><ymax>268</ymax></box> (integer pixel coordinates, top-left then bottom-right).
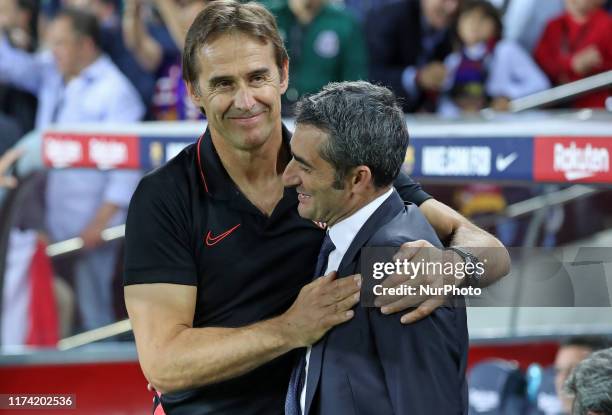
<box><xmin>303</xmin><ymin>191</ymin><xmax>469</xmax><ymax>414</ymax></box>
<box><xmin>365</xmin><ymin>0</ymin><xmax>453</xmax><ymax>112</ymax></box>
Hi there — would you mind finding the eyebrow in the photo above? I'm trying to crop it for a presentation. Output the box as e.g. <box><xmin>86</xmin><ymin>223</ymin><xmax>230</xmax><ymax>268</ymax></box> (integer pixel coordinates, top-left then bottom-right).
<box><xmin>208</xmin><ymin>68</ymin><xmax>270</xmax><ymax>87</ymax></box>
<box><xmin>291</xmin><ymin>151</ymin><xmax>314</xmax><ymax>169</ymax></box>
<box><xmin>208</xmin><ymin>75</ymin><xmax>232</xmax><ymax>87</ymax></box>
<box><xmin>249</xmin><ymin>68</ymin><xmax>270</xmax><ymax>78</ymax></box>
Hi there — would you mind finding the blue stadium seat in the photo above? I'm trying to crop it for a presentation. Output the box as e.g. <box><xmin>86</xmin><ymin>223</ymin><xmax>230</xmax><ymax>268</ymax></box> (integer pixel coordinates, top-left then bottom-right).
<box><xmin>469</xmin><ymin>359</ymin><xmax>528</xmax><ymax>415</ymax></box>
<box><xmin>526</xmin><ymin>365</ymin><xmax>564</xmax><ymax>415</ymax></box>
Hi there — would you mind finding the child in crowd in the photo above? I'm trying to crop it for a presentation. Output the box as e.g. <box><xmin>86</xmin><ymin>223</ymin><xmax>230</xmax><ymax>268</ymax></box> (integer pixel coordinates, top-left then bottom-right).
<box><xmin>438</xmin><ymin>0</ymin><xmax>549</xmax><ymax>117</ymax></box>
<box><xmin>534</xmin><ymin>0</ymin><xmax>612</xmax><ymax>109</ymax></box>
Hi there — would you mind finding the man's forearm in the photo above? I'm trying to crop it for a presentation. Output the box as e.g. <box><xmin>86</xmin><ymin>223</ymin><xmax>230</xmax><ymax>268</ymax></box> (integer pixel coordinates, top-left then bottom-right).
<box><xmin>449</xmin><ymin>222</ymin><xmax>511</xmax><ymax>287</ymax></box>
<box><xmin>153</xmin><ymin>0</ymin><xmax>188</xmax><ymax>50</ymax></box>
<box><xmin>419</xmin><ymin>199</ymin><xmax>510</xmax><ymax>287</ymax></box>
<box><xmin>144</xmin><ymin>315</ymin><xmax>296</xmax><ymax>393</ymax></box>
<box><xmin>83</xmin><ymin>202</ymin><xmax>120</xmax><ymax>234</ymax></box>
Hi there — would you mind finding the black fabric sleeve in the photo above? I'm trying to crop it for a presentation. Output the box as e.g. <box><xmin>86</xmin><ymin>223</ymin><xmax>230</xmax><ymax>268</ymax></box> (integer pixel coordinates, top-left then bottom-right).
<box><xmin>393</xmin><ymin>170</ymin><xmax>432</xmax><ymax>206</ymax></box>
<box><xmin>123</xmin><ymin>172</ymin><xmax>198</xmax><ymax>286</ymax></box>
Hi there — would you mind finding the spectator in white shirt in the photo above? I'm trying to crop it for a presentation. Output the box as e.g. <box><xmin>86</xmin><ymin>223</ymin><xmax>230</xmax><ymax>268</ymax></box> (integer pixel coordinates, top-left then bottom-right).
<box><xmin>502</xmin><ymin>0</ymin><xmax>564</xmax><ymax>52</ymax></box>
<box><xmin>0</xmin><ymin>7</ymin><xmax>145</xmax><ymax>332</ymax></box>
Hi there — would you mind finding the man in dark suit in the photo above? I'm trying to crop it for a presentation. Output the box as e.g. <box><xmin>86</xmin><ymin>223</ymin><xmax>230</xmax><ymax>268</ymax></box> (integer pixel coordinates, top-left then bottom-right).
<box><xmin>366</xmin><ymin>0</ymin><xmax>460</xmax><ymax>112</ymax></box>
<box><xmin>282</xmin><ymin>80</ymin><xmax>469</xmax><ymax>414</ymax></box>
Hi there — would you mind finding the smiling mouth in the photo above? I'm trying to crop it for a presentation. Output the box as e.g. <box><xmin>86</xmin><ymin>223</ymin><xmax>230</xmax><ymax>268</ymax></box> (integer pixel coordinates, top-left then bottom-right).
<box><xmin>228</xmin><ymin>111</ymin><xmax>265</xmax><ymax>120</ymax></box>
<box><xmin>297</xmin><ymin>192</ymin><xmax>311</xmax><ymax>202</ymax></box>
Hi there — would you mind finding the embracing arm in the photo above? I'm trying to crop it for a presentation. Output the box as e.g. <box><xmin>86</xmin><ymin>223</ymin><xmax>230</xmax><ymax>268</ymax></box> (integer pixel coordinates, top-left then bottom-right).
<box><xmin>385</xmin><ymin>175</ymin><xmax>511</xmax><ymax>322</ymax></box>
<box><xmin>419</xmin><ymin>198</ymin><xmax>511</xmax><ymax>285</ymax></box>
<box><xmin>126</xmin><ymin>283</ymin><xmax>292</xmax><ymax>393</ymax></box>
<box><xmin>125</xmin><ymin>273</ymin><xmax>359</xmax><ymax>393</ymax></box>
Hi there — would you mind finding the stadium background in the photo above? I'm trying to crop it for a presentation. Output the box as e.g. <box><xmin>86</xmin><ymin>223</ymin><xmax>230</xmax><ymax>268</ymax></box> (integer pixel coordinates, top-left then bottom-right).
<box><xmin>0</xmin><ymin>0</ymin><xmax>611</xmax><ymax>414</ymax></box>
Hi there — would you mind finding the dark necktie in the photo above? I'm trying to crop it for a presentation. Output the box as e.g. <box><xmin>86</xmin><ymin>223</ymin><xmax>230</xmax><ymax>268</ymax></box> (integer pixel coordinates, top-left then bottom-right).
<box><xmin>285</xmin><ymin>233</ymin><xmax>336</xmax><ymax>415</ymax></box>
<box><xmin>314</xmin><ymin>232</ymin><xmax>336</xmax><ymax>279</ymax></box>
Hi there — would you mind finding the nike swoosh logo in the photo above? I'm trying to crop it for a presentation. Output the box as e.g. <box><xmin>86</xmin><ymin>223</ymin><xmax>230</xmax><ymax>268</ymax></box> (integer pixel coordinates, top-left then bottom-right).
<box><xmin>496</xmin><ymin>152</ymin><xmax>518</xmax><ymax>172</ymax></box>
<box><xmin>205</xmin><ymin>224</ymin><xmax>241</xmax><ymax>247</ymax></box>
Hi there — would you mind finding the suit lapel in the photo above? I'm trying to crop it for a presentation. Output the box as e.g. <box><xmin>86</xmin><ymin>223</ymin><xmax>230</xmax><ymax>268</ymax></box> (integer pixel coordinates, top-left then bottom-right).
<box><xmin>303</xmin><ymin>191</ymin><xmax>405</xmax><ymax>414</ymax></box>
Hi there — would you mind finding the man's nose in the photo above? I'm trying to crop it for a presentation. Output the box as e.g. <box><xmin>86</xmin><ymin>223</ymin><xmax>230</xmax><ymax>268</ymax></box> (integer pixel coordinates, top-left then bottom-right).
<box><xmin>282</xmin><ymin>159</ymin><xmax>300</xmax><ymax>187</ymax></box>
<box><xmin>233</xmin><ymin>85</ymin><xmax>256</xmax><ymax>111</ymax></box>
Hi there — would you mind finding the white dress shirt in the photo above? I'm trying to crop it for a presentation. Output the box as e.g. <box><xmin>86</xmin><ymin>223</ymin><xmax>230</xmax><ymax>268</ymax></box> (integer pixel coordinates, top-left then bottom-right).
<box><xmin>300</xmin><ymin>188</ymin><xmax>394</xmax><ymax>413</ymax></box>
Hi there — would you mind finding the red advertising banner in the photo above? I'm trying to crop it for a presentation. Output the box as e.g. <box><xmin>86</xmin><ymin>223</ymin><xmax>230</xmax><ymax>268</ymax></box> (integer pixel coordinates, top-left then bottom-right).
<box><xmin>534</xmin><ymin>136</ymin><xmax>612</xmax><ymax>183</ymax></box>
<box><xmin>43</xmin><ymin>132</ymin><xmax>140</xmax><ymax>169</ymax></box>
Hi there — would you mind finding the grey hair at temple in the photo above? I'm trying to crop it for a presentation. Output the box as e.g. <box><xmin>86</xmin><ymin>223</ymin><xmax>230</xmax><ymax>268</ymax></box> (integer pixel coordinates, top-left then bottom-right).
<box><xmin>564</xmin><ymin>347</ymin><xmax>612</xmax><ymax>415</ymax></box>
<box><xmin>294</xmin><ymin>81</ymin><xmax>409</xmax><ymax>189</ymax></box>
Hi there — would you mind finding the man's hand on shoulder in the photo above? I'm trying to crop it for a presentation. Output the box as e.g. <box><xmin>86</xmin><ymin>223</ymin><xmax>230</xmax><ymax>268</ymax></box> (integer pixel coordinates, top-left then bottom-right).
<box><xmin>279</xmin><ymin>272</ymin><xmax>361</xmax><ymax>348</ymax></box>
<box><xmin>373</xmin><ymin>240</ymin><xmax>459</xmax><ymax>324</ymax></box>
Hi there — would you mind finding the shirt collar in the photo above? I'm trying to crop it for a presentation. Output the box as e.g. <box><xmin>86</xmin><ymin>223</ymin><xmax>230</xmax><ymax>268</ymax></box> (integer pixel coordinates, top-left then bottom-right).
<box><xmin>328</xmin><ymin>188</ymin><xmax>394</xmax><ymax>259</ymax></box>
<box><xmin>196</xmin><ymin>123</ymin><xmax>293</xmax><ymax>201</ymax></box>
<box><xmin>464</xmin><ymin>41</ymin><xmax>489</xmax><ymax>60</ymax></box>
<box><xmin>66</xmin><ymin>54</ymin><xmax>110</xmax><ymax>86</ymax></box>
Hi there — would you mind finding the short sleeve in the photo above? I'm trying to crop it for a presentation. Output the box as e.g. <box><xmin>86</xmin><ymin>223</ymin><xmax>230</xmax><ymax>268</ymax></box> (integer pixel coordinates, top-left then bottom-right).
<box><xmin>393</xmin><ymin>170</ymin><xmax>432</xmax><ymax>206</ymax></box>
<box><xmin>123</xmin><ymin>173</ymin><xmax>197</xmax><ymax>286</ymax></box>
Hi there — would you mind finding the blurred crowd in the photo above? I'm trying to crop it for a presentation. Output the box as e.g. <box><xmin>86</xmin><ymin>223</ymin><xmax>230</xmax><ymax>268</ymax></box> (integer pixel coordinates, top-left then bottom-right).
<box><xmin>469</xmin><ymin>336</ymin><xmax>612</xmax><ymax>415</ymax></box>
<box><xmin>1</xmin><ymin>0</ymin><xmax>611</xmax><ymax>136</ymax></box>
<box><xmin>0</xmin><ymin>0</ymin><xmax>611</xmax><ymax>344</ymax></box>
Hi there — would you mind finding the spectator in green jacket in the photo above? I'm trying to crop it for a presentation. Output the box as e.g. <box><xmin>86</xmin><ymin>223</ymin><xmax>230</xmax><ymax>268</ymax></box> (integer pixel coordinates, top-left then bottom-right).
<box><xmin>270</xmin><ymin>0</ymin><xmax>368</xmax><ymax>115</ymax></box>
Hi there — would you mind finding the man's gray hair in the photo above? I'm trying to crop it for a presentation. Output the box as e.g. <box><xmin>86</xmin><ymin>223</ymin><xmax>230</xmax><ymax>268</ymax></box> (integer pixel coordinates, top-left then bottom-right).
<box><xmin>564</xmin><ymin>347</ymin><xmax>612</xmax><ymax>415</ymax></box>
<box><xmin>295</xmin><ymin>81</ymin><xmax>409</xmax><ymax>189</ymax></box>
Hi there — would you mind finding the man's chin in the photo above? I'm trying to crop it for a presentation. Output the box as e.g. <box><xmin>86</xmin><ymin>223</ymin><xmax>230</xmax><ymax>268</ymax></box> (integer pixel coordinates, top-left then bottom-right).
<box><xmin>297</xmin><ymin>205</ymin><xmax>315</xmax><ymax>221</ymax></box>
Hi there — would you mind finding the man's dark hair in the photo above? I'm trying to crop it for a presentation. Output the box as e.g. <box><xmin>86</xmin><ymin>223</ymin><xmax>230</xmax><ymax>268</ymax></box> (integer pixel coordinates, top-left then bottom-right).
<box><xmin>295</xmin><ymin>81</ymin><xmax>409</xmax><ymax>189</ymax></box>
<box><xmin>564</xmin><ymin>347</ymin><xmax>612</xmax><ymax>415</ymax></box>
<box><xmin>56</xmin><ymin>7</ymin><xmax>102</xmax><ymax>49</ymax></box>
<box><xmin>561</xmin><ymin>336</ymin><xmax>610</xmax><ymax>352</ymax></box>
<box><xmin>182</xmin><ymin>0</ymin><xmax>288</xmax><ymax>93</ymax></box>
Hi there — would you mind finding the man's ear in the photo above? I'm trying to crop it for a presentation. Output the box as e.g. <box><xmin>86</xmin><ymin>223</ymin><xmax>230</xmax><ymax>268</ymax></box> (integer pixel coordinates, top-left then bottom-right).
<box><xmin>279</xmin><ymin>59</ymin><xmax>289</xmax><ymax>94</ymax></box>
<box><xmin>186</xmin><ymin>81</ymin><xmax>204</xmax><ymax>108</ymax></box>
<box><xmin>350</xmin><ymin>166</ymin><xmax>374</xmax><ymax>194</ymax></box>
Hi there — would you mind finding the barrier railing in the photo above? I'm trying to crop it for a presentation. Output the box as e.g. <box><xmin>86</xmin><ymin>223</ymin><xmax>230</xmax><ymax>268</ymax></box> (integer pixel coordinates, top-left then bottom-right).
<box><xmin>508</xmin><ymin>70</ymin><xmax>612</xmax><ymax>112</ymax></box>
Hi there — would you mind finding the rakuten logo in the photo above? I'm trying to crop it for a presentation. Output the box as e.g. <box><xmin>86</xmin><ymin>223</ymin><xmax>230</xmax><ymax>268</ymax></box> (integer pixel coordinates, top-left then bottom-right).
<box><xmin>554</xmin><ymin>142</ymin><xmax>609</xmax><ymax>181</ymax></box>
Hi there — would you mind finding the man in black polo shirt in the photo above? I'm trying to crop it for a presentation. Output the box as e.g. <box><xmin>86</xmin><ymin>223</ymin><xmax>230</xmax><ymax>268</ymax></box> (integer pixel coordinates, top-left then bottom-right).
<box><xmin>124</xmin><ymin>2</ymin><xmax>510</xmax><ymax>414</ymax></box>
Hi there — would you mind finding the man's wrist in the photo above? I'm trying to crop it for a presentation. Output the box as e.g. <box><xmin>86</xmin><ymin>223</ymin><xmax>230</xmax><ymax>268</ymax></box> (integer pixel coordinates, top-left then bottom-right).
<box><xmin>446</xmin><ymin>247</ymin><xmax>482</xmax><ymax>288</ymax></box>
<box><xmin>268</xmin><ymin>314</ymin><xmax>302</xmax><ymax>350</ymax></box>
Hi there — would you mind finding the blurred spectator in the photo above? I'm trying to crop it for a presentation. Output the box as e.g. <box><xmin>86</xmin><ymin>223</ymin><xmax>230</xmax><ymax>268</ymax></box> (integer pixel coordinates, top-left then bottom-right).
<box><xmin>62</xmin><ymin>0</ymin><xmax>158</xmax><ymax>113</ymax></box>
<box><xmin>437</xmin><ymin>0</ymin><xmax>549</xmax><ymax>116</ymax></box>
<box><xmin>0</xmin><ymin>114</ymin><xmax>22</xmax><ymax>155</ymax></box>
<box><xmin>0</xmin><ymin>148</ymin><xmax>23</xmax><ymax>189</ymax></box>
<box><xmin>343</xmin><ymin>0</ymin><xmax>404</xmax><ymax>23</ymax></box>
<box><xmin>555</xmin><ymin>336</ymin><xmax>610</xmax><ymax>414</ymax></box>
<box><xmin>1</xmin><ymin>132</ymin><xmax>75</xmax><ymax>345</ymax></box>
<box><xmin>484</xmin><ymin>0</ymin><xmax>504</xmax><ymax>8</ymax></box>
<box><xmin>0</xmin><ymin>0</ymin><xmax>37</xmax><ymax>53</ymax></box>
<box><xmin>270</xmin><ymin>0</ymin><xmax>367</xmax><ymax>113</ymax></box>
<box><xmin>502</xmin><ymin>0</ymin><xmax>564</xmax><ymax>52</ymax></box>
<box><xmin>0</xmin><ymin>0</ymin><xmax>38</xmax><ymax>134</ymax></box>
<box><xmin>564</xmin><ymin>347</ymin><xmax>612</xmax><ymax>415</ymax></box>
<box><xmin>123</xmin><ymin>0</ymin><xmax>206</xmax><ymax>120</ymax></box>
<box><xmin>534</xmin><ymin>0</ymin><xmax>612</xmax><ymax>109</ymax></box>
<box><xmin>366</xmin><ymin>0</ymin><xmax>460</xmax><ymax>113</ymax></box>
<box><xmin>0</xmin><ymin>8</ymin><xmax>144</xmax><ymax>332</ymax></box>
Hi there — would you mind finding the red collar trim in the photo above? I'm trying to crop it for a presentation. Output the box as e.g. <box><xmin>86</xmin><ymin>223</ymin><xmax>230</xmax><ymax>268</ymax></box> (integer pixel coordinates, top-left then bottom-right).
<box><xmin>196</xmin><ymin>134</ymin><xmax>210</xmax><ymax>194</ymax></box>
